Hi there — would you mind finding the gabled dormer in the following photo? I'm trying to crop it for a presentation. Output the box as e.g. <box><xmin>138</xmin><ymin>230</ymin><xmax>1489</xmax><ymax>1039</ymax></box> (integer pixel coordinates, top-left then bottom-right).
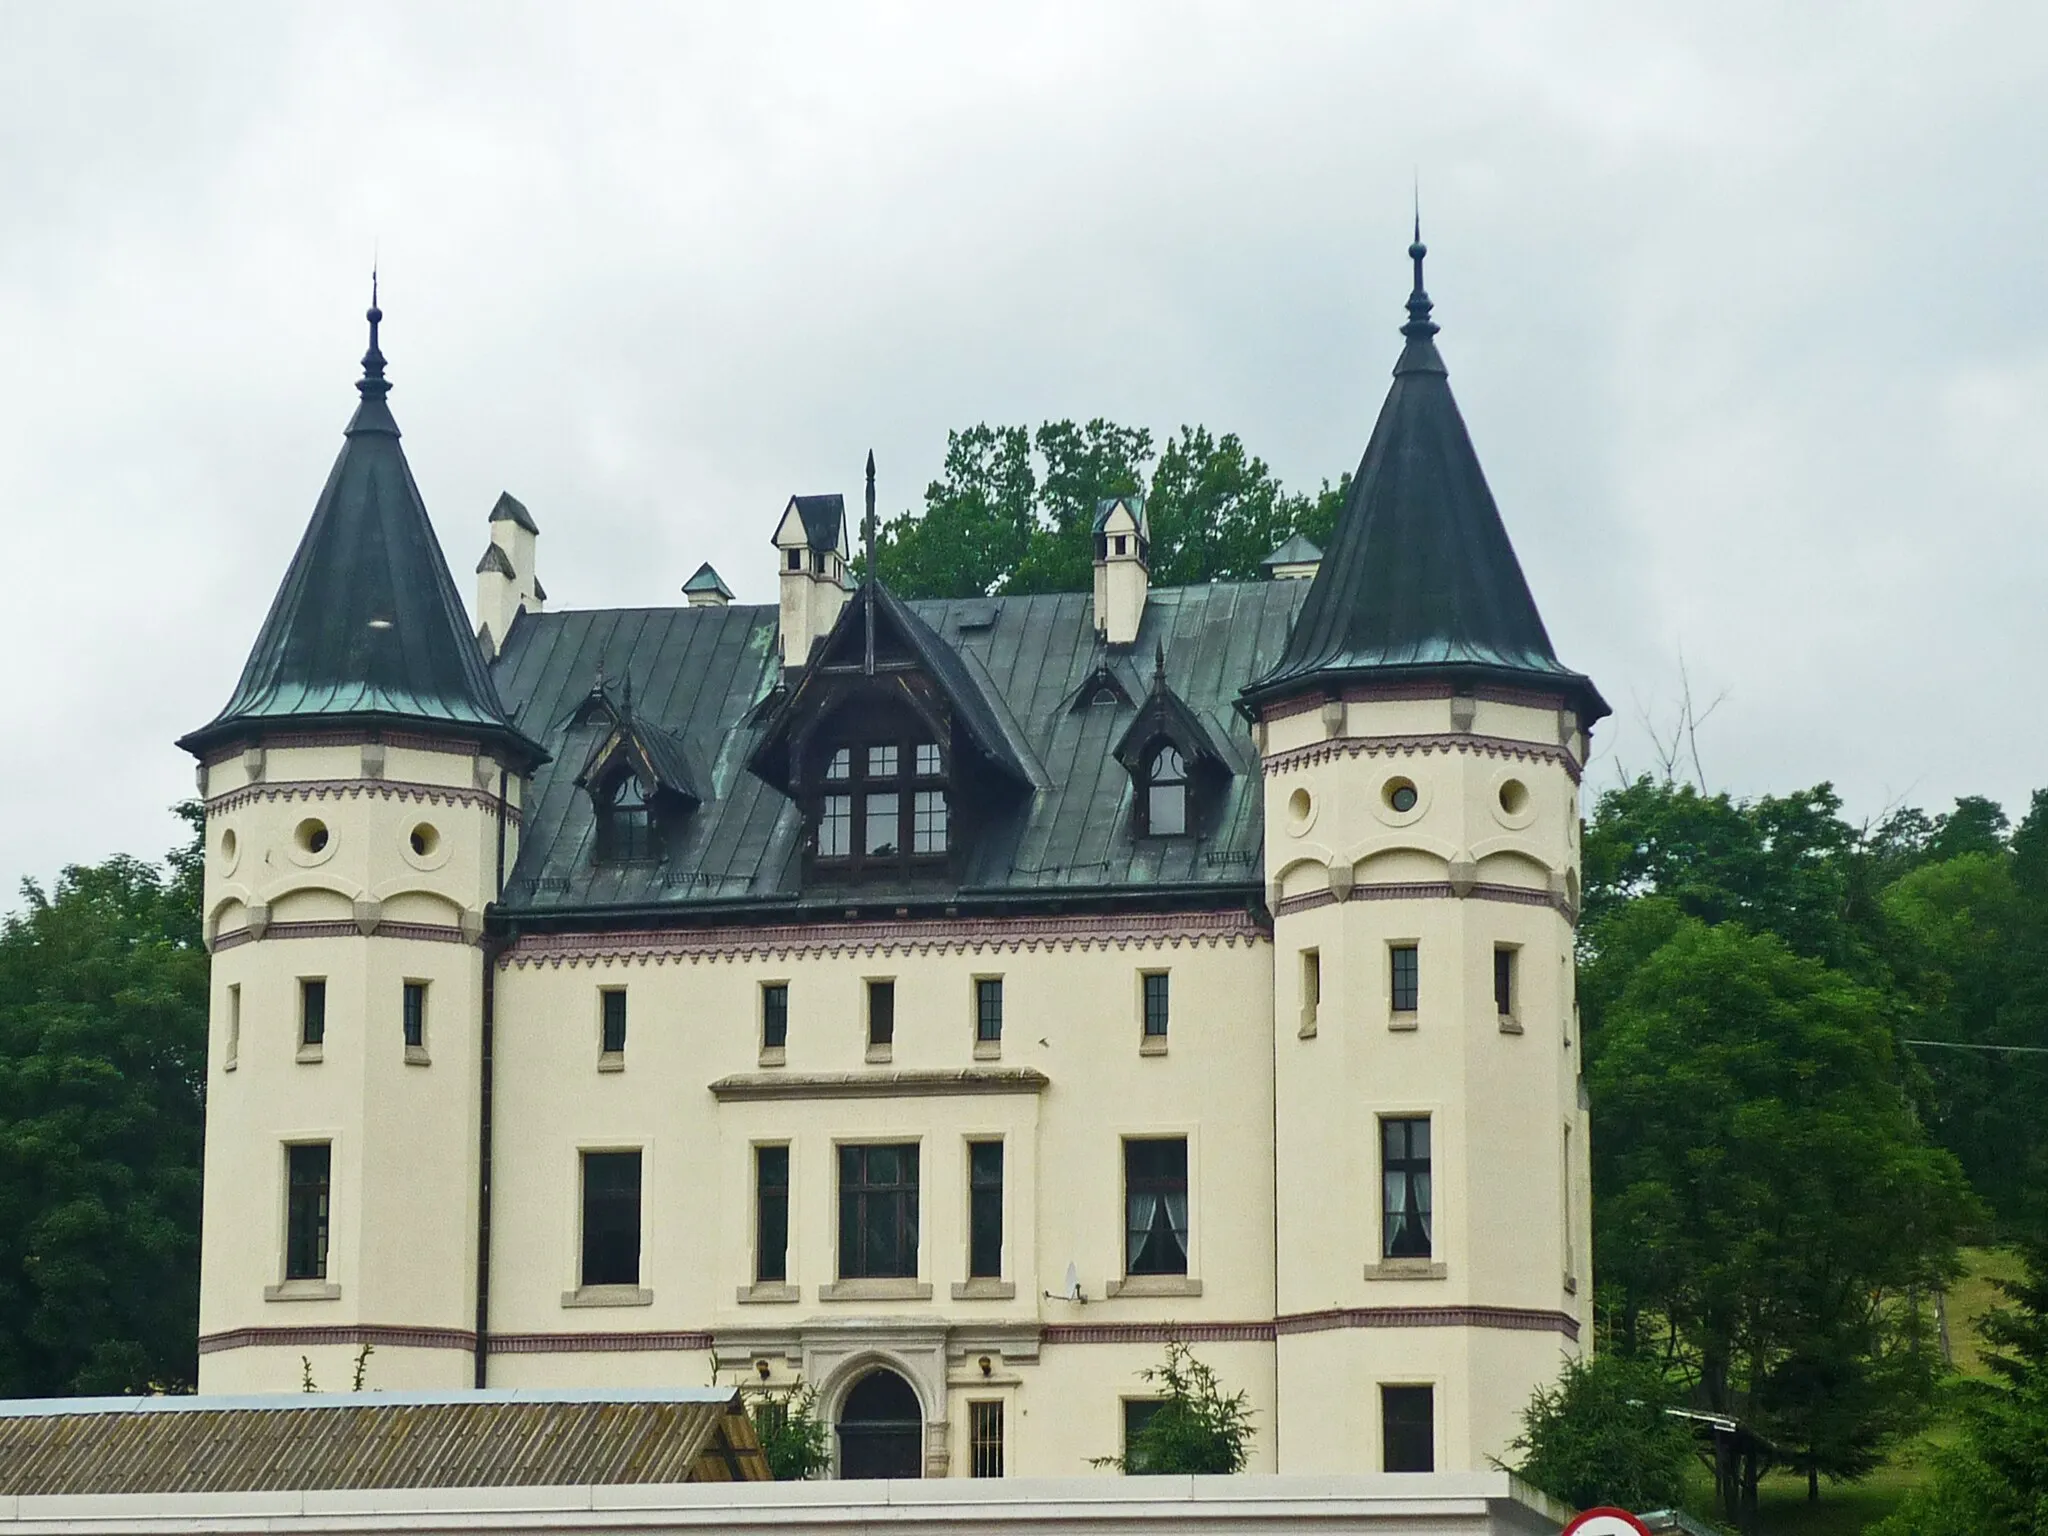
<box><xmin>572</xmin><ymin>682</ymin><xmax>706</xmax><ymax>866</ymax></box>
<box><xmin>1114</xmin><ymin>647</ymin><xmax>1232</xmax><ymax>838</ymax></box>
<box><xmin>748</xmin><ymin>576</ymin><xmax>1030</xmax><ymax>885</ymax></box>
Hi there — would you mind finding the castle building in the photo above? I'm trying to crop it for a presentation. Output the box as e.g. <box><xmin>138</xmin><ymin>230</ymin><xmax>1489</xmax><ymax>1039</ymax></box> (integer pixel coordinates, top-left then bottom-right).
<box><xmin>178</xmin><ymin>240</ymin><xmax>1605</xmax><ymax>1481</ymax></box>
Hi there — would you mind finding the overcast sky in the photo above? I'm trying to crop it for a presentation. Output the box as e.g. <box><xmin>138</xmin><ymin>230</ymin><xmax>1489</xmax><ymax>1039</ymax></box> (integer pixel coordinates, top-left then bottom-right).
<box><xmin>1</xmin><ymin>1</ymin><xmax>2044</xmax><ymax>896</ymax></box>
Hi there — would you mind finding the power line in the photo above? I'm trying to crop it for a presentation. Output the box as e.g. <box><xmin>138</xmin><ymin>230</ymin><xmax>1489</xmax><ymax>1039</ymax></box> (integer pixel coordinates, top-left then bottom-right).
<box><xmin>1901</xmin><ymin>1038</ymin><xmax>2048</xmax><ymax>1056</ymax></box>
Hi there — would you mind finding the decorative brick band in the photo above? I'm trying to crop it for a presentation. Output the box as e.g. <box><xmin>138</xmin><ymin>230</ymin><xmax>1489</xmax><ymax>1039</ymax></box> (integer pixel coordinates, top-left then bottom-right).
<box><xmin>1042</xmin><ymin>1322</ymin><xmax>1275</xmax><ymax>1345</ymax></box>
<box><xmin>491</xmin><ymin>1331</ymin><xmax>715</xmax><ymax>1354</ymax></box>
<box><xmin>1262</xmin><ymin>732</ymin><xmax>1582</xmax><ymax>784</ymax></box>
<box><xmin>1275</xmin><ymin>881</ymin><xmax>1570</xmax><ymax>920</ymax></box>
<box><xmin>205</xmin><ymin>778</ymin><xmax>520</xmax><ymax>823</ymax></box>
<box><xmin>197</xmin><ymin>1324</ymin><xmax>477</xmax><ymax>1355</ymax></box>
<box><xmin>211</xmin><ymin>920</ymin><xmax>474</xmax><ymax>954</ymax></box>
<box><xmin>505</xmin><ymin>909</ymin><xmax>1267</xmax><ymax>969</ymax></box>
<box><xmin>1275</xmin><ymin>1305</ymin><xmax>1579</xmax><ymax>1341</ymax></box>
<box><xmin>203</xmin><ymin>731</ymin><xmax>486</xmax><ymax>766</ymax></box>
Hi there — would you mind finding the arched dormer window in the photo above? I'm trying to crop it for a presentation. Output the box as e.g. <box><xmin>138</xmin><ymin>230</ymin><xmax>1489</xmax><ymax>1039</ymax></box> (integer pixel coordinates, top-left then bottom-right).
<box><xmin>811</xmin><ymin>729</ymin><xmax>949</xmax><ymax>875</ymax></box>
<box><xmin>596</xmin><ymin>771</ymin><xmax>658</xmax><ymax>863</ymax></box>
<box><xmin>1144</xmin><ymin>744</ymin><xmax>1188</xmax><ymax>836</ymax></box>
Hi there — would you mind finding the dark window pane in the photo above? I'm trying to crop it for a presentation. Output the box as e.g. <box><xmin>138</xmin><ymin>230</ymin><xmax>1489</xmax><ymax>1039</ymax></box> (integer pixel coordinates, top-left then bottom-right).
<box><xmin>1142</xmin><ymin>973</ymin><xmax>1170</xmax><ymax>1038</ymax></box>
<box><xmin>915</xmin><ymin>743</ymin><xmax>943</xmax><ymax>777</ymax></box>
<box><xmin>969</xmin><ymin>1400</ymin><xmax>1004</xmax><ymax>1477</ymax></box>
<box><xmin>838</xmin><ymin>1142</ymin><xmax>919</xmax><ymax>1278</ymax></box>
<box><xmin>913</xmin><ymin>790</ymin><xmax>948</xmax><ymax>854</ymax></box>
<box><xmin>1382</xmin><ymin>1385</ymin><xmax>1435</xmax><ymax>1472</ymax></box>
<box><xmin>762</xmin><ymin>983</ymin><xmax>788</xmax><ymax>1050</ymax></box>
<box><xmin>969</xmin><ymin>1140</ymin><xmax>1003</xmax><ymax>1278</ymax></box>
<box><xmin>1391</xmin><ymin>945</ymin><xmax>1419</xmax><ymax>1012</ymax></box>
<box><xmin>601</xmin><ymin>990</ymin><xmax>628</xmax><ymax>1054</ymax></box>
<box><xmin>301</xmin><ymin>979</ymin><xmax>326</xmax><ymax>1047</ymax></box>
<box><xmin>867</xmin><ymin>745</ymin><xmax>899</xmax><ymax>780</ymax></box>
<box><xmin>868</xmin><ymin>980</ymin><xmax>894</xmax><ymax>1047</ymax></box>
<box><xmin>285</xmin><ymin>1143</ymin><xmax>331</xmax><ymax>1280</ymax></box>
<box><xmin>825</xmin><ymin>748</ymin><xmax>851</xmax><ymax>781</ymax></box>
<box><xmin>581</xmin><ymin>1150</ymin><xmax>642</xmax><ymax>1286</ymax></box>
<box><xmin>755</xmin><ymin>1145</ymin><xmax>789</xmax><ymax>1283</ymax></box>
<box><xmin>976</xmin><ymin>978</ymin><xmax>1003</xmax><ymax>1043</ymax></box>
<box><xmin>865</xmin><ymin>792</ymin><xmax>900</xmax><ymax>856</ymax></box>
<box><xmin>1494</xmin><ymin>947</ymin><xmax>1515</xmax><ymax>1015</ymax></box>
<box><xmin>819</xmin><ymin>794</ymin><xmax>851</xmax><ymax>857</ymax></box>
<box><xmin>1125</xmin><ymin>1137</ymin><xmax>1189</xmax><ymax>1276</ymax></box>
<box><xmin>1123</xmin><ymin>1400</ymin><xmax>1164</xmax><ymax>1474</ymax></box>
<box><xmin>1382</xmin><ymin>1117</ymin><xmax>1433</xmax><ymax>1259</ymax></box>
<box><xmin>402</xmin><ymin>982</ymin><xmax>426</xmax><ymax>1049</ymax></box>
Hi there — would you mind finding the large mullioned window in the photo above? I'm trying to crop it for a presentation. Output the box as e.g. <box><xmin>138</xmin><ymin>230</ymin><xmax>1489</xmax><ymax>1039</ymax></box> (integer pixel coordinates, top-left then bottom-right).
<box><xmin>813</xmin><ymin>736</ymin><xmax>948</xmax><ymax>874</ymax></box>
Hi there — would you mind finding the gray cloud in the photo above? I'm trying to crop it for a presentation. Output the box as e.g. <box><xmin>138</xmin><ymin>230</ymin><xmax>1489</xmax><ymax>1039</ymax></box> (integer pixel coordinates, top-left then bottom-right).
<box><xmin>2</xmin><ymin>1</ymin><xmax>2044</xmax><ymax>894</ymax></box>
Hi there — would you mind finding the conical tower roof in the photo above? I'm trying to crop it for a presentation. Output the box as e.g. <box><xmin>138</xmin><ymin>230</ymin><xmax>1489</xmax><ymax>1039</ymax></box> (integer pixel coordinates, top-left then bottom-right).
<box><xmin>179</xmin><ymin>296</ymin><xmax>544</xmax><ymax>767</ymax></box>
<box><xmin>1244</xmin><ymin>236</ymin><xmax>1606</xmax><ymax>723</ymax></box>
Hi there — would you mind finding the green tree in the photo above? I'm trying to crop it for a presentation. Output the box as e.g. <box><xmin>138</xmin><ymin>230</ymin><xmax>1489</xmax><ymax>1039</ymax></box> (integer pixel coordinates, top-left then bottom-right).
<box><xmin>1590</xmin><ymin>918</ymin><xmax>1976</xmax><ymax>1521</ymax></box>
<box><xmin>0</xmin><ymin>805</ymin><xmax>208</xmax><ymax>1394</ymax></box>
<box><xmin>871</xmin><ymin>424</ymin><xmax>1037</xmax><ymax>600</ymax></box>
<box><xmin>1092</xmin><ymin>1340</ymin><xmax>1254</xmax><ymax>1474</ymax></box>
<box><xmin>1505</xmin><ymin>1353</ymin><xmax>1694</xmax><ymax>1514</ymax></box>
<box><xmin>1008</xmin><ymin>418</ymin><xmax>1151</xmax><ymax>595</ymax></box>
<box><xmin>740</xmin><ymin>1379</ymin><xmax>832</xmax><ymax>1481</ymax></box>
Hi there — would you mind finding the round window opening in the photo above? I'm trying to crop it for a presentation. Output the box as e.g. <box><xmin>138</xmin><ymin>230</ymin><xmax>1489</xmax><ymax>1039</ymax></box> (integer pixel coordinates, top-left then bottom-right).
<box><xmin>219</xmin><ymin>828</ymin><xmax>237</xmax><ymax>862</ymax></box>
<box><xmin>1287</xmin><ymin>787</ymin><xmax>1312</xmax><ymax>825</ymax></box>
<box><xmin>1384</xmin><ymin>778</ymin><xmax>1419</xmax><ymax>814</ymax></box>
<box><xmin>295</xmin><ymin>818</ymin><xmax>330</xmax><ymax>855</ymax></box>
<box><xmin>410</xmin><ymin>823</ymin><xmax>440</xmax><ymax>858</ymax></box>
<box><xmin>1498</xmin><ymin>779</ymin><xmax>1530</xmax><ymax>815</ymax></box>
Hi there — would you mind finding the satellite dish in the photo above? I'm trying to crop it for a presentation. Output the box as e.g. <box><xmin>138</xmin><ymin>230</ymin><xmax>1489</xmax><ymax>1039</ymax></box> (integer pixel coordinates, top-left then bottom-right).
<box><xmin>1063</xmin><ymin>1261</ymin><xmax>1081</xmax><ymax>1300</ymax></box>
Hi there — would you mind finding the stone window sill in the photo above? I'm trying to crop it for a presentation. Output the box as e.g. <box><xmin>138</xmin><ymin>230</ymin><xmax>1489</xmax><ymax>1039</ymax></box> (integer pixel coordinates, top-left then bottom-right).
<box><xmin>561</xmin><ymin>1284</ymin><xmax>653</xmax><ymax>1308</ymax></box>
<box><xmin>265</xmin><ymin>1279</ymin><xmax>341</xmax><ymax>1302</ymax></box>
<box><xmin>596</xmin><ymin>1051</ymin><xmax>625</xmax><ymax>1074</ymax></box>
<box><xmin>1138</xmin><ymin>1035</ymin><xmax>1168</xmax><ymax>1057</ymax></box>
<box><xmin>758</xmin><ymin>1046</ymin><xmax>787</xmax><ymax>1069</ymax></box>
<box><xmin>1362</xmin><ymin>1259</ymin><xmax>1448</xmax><ymax>1281</ymax></box>
<box><xmin>1105</xmin><ymin>1275</ymin><xmax>1203</xmax><ymax>1298</ymax></box>
<box><xmin>404</xmin><ymin>1045</ymin><xmax>432</xmax><ymax>1066</ymax></box>
<box><xmin>224</xmin><ymin>1058</ymin><xmax>239</xmax><ymax>1072</ymax></box>
<box><xmin>296</xmin><ymin>1043</ymin><xmax>324</xmax><ymax>1064</ymax></box>
<box><xmin>972</xmin><ymin>1038</ymin><xmax>1002</xmax><ymax>1061</ymax></box>
<box><xmin>819</xmin><ymin>1277</ymin><xmax>932</xmax><ymax>1302</ymax></box>
<box><xmin>1298</xmin><ymin>1009</ymin><xmax>1318</xmax><ymax>1039</ymax></box>
<box><xmin>864</xmin><ymin>1043</ymin><xmax>894</xmax><ymax>1064</ymax></box>
<box><xmin>1388</xmin><ymin>1012</ymin><xmax>1419</xmax><ymax>1033</ymax></box>
<box><xmin>736</xmin><ymin>1282</ymin><xmax>799</xmax><ymax>1305</ymax></box>
<box><xmin>950</xmin><ymin>1278</ymin><xmax>1017</xmax><ymax>1301</ymax></box>
<box><xmin>1498</xmin><ymin>1015</ymin><xmax>1524</xmax><ymax>1036</ymax></box>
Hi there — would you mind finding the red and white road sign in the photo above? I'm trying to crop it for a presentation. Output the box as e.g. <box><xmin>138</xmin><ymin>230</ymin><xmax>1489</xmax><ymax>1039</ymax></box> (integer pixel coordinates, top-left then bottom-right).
<box><xmin>1560</xmin><ymin>1511</ymin><xmax>1652</xmax><ymax>1536</ymax></box>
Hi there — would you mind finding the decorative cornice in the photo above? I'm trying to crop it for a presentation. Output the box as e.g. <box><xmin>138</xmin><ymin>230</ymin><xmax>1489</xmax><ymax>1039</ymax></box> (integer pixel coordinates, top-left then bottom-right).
<box><xmin>202</xmin><ymin>729</ymin><xmax>487</xmax><ymax>767</ymax></box>
<box><xmin>504</xmin><ymin>909</ymin><xmax>1266</xmax><ymax>969</ymax></box>
<box><xmin>1041</xmin><ymin>1322</ymin><xmax>1274</xmax><ymax>1345</ymax></box>
<box><xmin>492</xmin><ymin>1330</ymin><xmax>715</xmax><ymax>1354</ymax></box>
<box><xmin>212</xmin><ymin>920</ymin><xmax>474</xmax><ymax>954</ymax></box>
<box><xmin>1262</xmin><ymin>732</ymin><xmax>1581</xmax><ymax>784</ymax></box>
<box><xmin>1275</xmin><ymin>881</ymin><xmax>1572</xmax><ymax>921</ymax></box>
<box><xmin>197</xmin><ymin>1323</ymin><xmax>476</xmax><ymax>1355</ymax></box>
<box><xmin>1274</xmin><ymin>1304</ymin><xmax>1579</xmax><ymax>1340</ymax></box>
<box><xmin>709</xmin><ymin>1068</ymin><xmax>1050</xmax><ymax>1103</ymax></box>
<box><xmin>205</xmin><ymin>777</ymin><xmax>520</xmax><ymax>822</ymax></box>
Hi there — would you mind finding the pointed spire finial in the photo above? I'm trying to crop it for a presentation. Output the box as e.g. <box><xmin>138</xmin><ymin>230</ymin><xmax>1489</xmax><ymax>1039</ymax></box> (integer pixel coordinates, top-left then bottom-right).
<box><xmin>863</xmin><ymin>449</ymin><xmax>878</xmax><ymax>677</ymax></box>
<box><xmin>1402</xmin><ymin>212</ymin><xmax>1438</xmax><ymax>343</ymax></box>
<box><xmin>1153</xmin><ymin>639</ymin><xmax>1167</xmax><ymax>688</ymax></box>
<box><xmin>359</xmin><ymin>269</ymin><xmax>391</xmax><ymax>401</ymax></box>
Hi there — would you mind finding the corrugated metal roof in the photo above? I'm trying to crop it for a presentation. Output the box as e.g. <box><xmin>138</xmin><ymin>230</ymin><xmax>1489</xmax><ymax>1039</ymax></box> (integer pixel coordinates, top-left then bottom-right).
<box><xmin>0</xmin><ymin>1390</ymin><xmax>767</xmax><ymax>1495</ymax></box>
<box><xmin>490</xmin><ymin>579</ymin><xmax>1308</xmax><ymax>918</ymax></box>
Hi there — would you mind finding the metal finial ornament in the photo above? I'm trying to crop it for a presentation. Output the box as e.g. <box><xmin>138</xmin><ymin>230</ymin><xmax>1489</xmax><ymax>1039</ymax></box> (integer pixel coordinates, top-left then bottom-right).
<box><xmin>862</xmin><ymin>449</ymin><xmax>878</xmax><ymax>677</ymax></box>
<box><xmin>1402</xmin><ymin>216</ymin><xmax>1437</xmax><ymax>342</ymax></box>
<box><xmin>1154</xmin><ymin>639</ymin><xmax>1167</xmax><ymax>688</ymax></box>
<box><xmin>359</xmin><ymin>268</ymin><xmax>391</xmax><ymax>400</ymax></box>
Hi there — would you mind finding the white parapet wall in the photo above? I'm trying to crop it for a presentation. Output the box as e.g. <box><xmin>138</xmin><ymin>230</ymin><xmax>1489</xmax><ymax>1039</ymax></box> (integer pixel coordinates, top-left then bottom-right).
<box><xmin>0</xmin><ymin>1474</ymin><xmax>1568</xmax><ymax>1536</ymax></box>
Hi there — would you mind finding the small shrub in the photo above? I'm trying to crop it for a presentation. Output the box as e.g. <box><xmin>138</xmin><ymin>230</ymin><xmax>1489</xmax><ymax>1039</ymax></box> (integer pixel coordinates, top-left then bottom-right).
<box><xmin>1505</xmin><ymin>1353</ymin><xmax>1693</xmax><ymax>1513</ymax></box>
<box><xmin>1092</xmin><ymin>1340</ymin><xmax>1254</xmax><ymax>1475</ymax></box>
<box><xmin>743</xmin><ymin>1379</ymin><xmax>832</xmax><ymax>1481</ymax></box>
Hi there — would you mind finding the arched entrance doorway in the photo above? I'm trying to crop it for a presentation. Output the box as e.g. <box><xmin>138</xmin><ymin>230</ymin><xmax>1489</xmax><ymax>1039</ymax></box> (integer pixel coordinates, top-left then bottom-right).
<box><xmin>836</xmin><ymin>1367</ymin><xmax>923</xmax><ymax>1479</ymax></box>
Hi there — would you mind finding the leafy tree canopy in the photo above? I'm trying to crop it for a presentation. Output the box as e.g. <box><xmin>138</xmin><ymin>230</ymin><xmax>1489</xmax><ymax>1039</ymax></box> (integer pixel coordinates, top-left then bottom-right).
<box><xmin>1506</xmin><ymin>1352</ymin><xmax>1694</xmax><ymax>1515</ymax></box>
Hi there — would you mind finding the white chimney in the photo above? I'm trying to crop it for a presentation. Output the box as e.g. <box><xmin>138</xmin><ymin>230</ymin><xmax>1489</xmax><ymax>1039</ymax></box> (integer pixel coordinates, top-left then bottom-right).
<box><xmin>1091</xmin><ymin>495</ymin><xmax>1149</xmax><ymax>646</ymax></box>
<box><xmin>773</xmin><ymin>494</ymin><xmax>851</xmax><ymax>667</ymax></box>
<box><xmin>475</xmin><ymin>491</ymin><xmax>545</xmax><ymax>658</ymax></box>
<box><xmin>682</xmin><ymin>562</ymin><xmax>733</xmax><ymax>608</ymax></box>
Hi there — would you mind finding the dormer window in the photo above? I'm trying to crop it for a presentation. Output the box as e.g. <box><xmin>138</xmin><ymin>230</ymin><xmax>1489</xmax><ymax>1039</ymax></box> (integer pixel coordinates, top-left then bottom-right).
<box><xmin>1143</xmin><ymin>745</ymin><xmax>1188</xmax><ymax>836</ymax></box>
<box><xmin>596</xmin><ymin>772</ymin><xmax>657</xmax><ymax>863</ymax></box>
<box><xmin>811</xmin><ymin>730</ymin><xmax>948</xmax><ymax>874</ymax></box>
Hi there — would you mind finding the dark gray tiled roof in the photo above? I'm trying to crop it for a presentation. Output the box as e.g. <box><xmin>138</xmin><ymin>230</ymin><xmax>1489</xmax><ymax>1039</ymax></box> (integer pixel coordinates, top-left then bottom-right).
<box><xmin>491</xmin><ymin>580</ymin><xmax>1308</xmax><ymax>919</ymax></box>
<box><xmin>786</xmin><ymin>493</ymin><xmax>845</xmax><ymax>551</ymax></box>
<box><xmin>489</xmin><ymin>490</ymin><xmax>539</xmax><ymax>533</ymax></box>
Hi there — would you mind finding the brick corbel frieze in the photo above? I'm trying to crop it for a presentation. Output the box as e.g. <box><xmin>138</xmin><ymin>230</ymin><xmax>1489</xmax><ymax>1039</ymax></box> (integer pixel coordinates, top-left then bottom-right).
<box><xmin>1274</xmin><ymin>880</ymin><xmax>1577</xmax><ymax>925</ymax></box>
<box><xmin>212</xmin><ymin>920</ymin><xmax>475</xmax><ymax>954</ymax></box>
<box><xmin>503</xmin><ymin>909</ymin><xmax>1268</xmax><ymax>970</ymax></box>
<box><xmin>1260</xmin><ymin>732</ymin><xmax>1583</xmax><ymax>785</ymax></box>
<box><xmin>204</xmin><ymin>778</ymin><xmax>521</xmax><ymax>824</ymax></box>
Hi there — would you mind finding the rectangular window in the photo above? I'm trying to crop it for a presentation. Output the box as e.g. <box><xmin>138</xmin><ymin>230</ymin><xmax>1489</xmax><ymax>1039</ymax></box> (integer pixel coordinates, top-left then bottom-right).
<box><xmin>867</xmin><ymin>745</ymin><xmax>899</xmax><ymax>780</ymax></box>
<box><xmin>819</xmin><ymin>794</ymin><xmax>852</xmax><ymax>856</ymax></box>
<box><xmin>825</xmin><ymin>748</ymin><xmax>851</xmax><ymax>781</ymax></box>
<box><xmin>864</xmin><ymin>792</ymin><xmax>900</xmax><ymax>856</ymax></box>
<box><xmin>915</xmin><ymin>743</ymin><xmax>943</xmax><ymax>777</ymax></box>
<box><xmin>226</xmin><ymin>982</ymin><xmax>241</xmax><ymax>1068</ymax></box>
<box><xmin>838</xmin><ymin>1142</ymin><xmax>919</xmax><ymax>1279</ymax></box>
<box><xmin>1494</xmin><ymin>946</ymin><xmax>1516</xmax><ymax>1017</ymax></box>
<box><xmin>1124</xmin><ymin>1137</ymin><xmax>1190</xmax><ymax>1276</ymax></box>
<box><xmin>601</xmin><ymin>989</ymin><xmax>628</xmax><ymax>1054</ymax></box>
<box><xmin>1382</xmin><ymin>1385</ymin><xmax>1435</xmax><ymax>1472</ymax></box>
<box><xmin>402</xmin><ymin>981</ymin><xmax>427</xmax><ymax>1050</ymax></box>
<box><xmin>285</xmin><ymin>1142</ymin><xmax>331</xmax><ymax>1280</ymax></box>
<box><xmin>300</xmin><ymin>978</ymin><xmax>326</xmax><ymax>1047</ymax></box>
<box><xmin>756</xmin><ymin>1144</ymin><xmax>790</xmax><ymax>1284</ymax></box>
<box><xmin>975</xmin><ymin>978</ymin><xmax>1003</xmax><ymax>1043</ymax></box>
<box><xmin>1390</xmin><ymin>944</ymin><xmax>1419</xmax><ymax>1013</ymax></box>
<box><xmin>969</xmin><ymin>1399</ymin><xmax>1005</xmax><ymax>1477</ymax></box>
<box><xmin>1123</xmin><ymin>1400</ymin><xmax>1163</xmax><ymax>1473</ymax></box>
<box><xmin>787</xmin><ymin>548</ymin><xmax>803</xmax><ymax>572</ymax></box>
<box><xmin>968</xmin><ymin>1140</ymin><xmax>1004</xmax><ymax>1278</ymax></box>
<box><xmin>1142</xmin><ymin>972</ymin><xmax>1170</xmax><ymax>1039</ymax></box>
<box><xmin>913</xmin><ymin>790</ymin><xmax>948</xmax><ymax>854</ymax></box>
<box><xmin>1302</xmin><ymin>949</ymin><xmax>1320</xmax><ymax>1024</ymax></box>
<box><xmin>867</xmin><ymin>980</ymin><xmax>895</xmax><ymax>1049</ymax></box>
<box><xmin>762</xmin><ymin>983</ymin><xmax>789</xmax><ymax>1051</ymax></box>
<box><xmin>1382</xmin><ymin>1117</ymin><xmax>1433</xmax><ymax>1259</ymax></box>
<box><xmin>580</xmin><ymin>1150</ymin><xmax>642</xmax><ymax>1287</ymax></box>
